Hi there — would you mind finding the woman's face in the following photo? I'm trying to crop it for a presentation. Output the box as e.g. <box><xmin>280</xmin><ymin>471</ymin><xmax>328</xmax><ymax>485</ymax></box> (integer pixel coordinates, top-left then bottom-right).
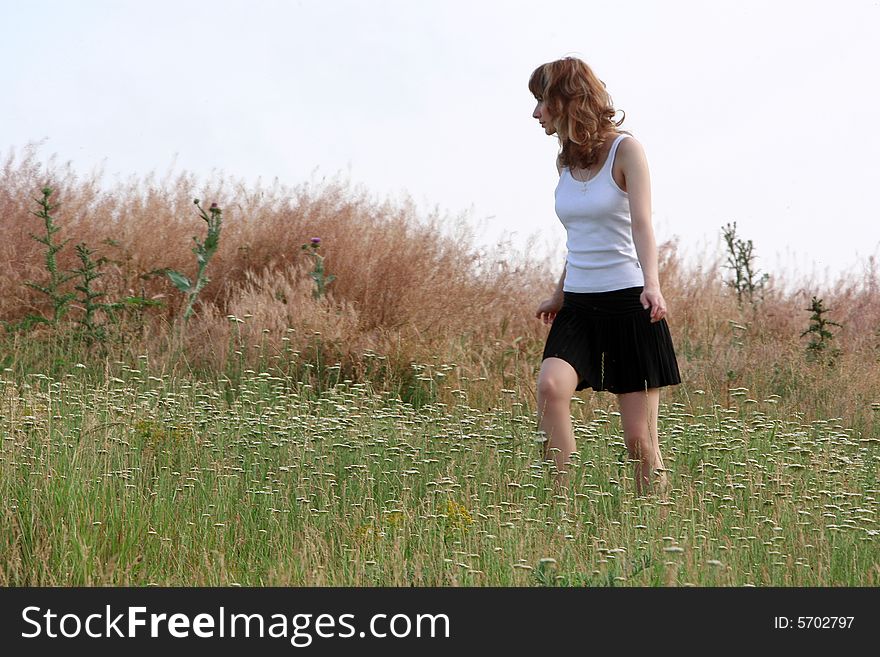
<box><xmin>532</xmin><ymin>97</ymin><xmax>555</xmax><ymax>135</ymax></box>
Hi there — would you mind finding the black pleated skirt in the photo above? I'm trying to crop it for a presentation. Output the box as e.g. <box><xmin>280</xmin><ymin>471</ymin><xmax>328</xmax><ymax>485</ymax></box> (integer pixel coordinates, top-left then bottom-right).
<box><xmin>541</xmin><ymin>286</ymin><xmax>681</xmax><ymax>394</ymax></box>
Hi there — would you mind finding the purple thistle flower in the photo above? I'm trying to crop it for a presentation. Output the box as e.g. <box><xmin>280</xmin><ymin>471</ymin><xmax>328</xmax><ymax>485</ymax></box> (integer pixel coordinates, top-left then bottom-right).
<box><xmin>310</xmin><ymin>237</ymin><xmax>321</xmax><ymax>245</ymax></box>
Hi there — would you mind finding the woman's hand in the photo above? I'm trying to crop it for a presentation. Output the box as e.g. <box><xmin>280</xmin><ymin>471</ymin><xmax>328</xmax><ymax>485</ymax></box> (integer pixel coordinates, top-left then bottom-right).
<box><xmin>640</xmin><ymin>286</ymin><xmax>667</xmax><ymax>323</ymax></box>
<box><xmin>535</xmin><ymin>295</ymin><xmax>564</xmax><ymax>325</ymax></box>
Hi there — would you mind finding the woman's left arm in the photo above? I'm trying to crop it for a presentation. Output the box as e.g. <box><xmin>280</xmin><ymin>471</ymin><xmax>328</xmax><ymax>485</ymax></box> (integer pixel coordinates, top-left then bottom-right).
<box><xmin>619</xmin><ymin>137</ymin><xmax>667</xmax><ymax>323</ymax></box>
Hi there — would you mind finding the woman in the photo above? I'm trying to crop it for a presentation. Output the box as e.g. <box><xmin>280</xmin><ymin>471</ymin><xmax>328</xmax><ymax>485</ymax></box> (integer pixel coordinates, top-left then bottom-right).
<box><xmin>530</xmin><ymin>57</ymin><xmax>681</xmax><ymax>495</ymax></box>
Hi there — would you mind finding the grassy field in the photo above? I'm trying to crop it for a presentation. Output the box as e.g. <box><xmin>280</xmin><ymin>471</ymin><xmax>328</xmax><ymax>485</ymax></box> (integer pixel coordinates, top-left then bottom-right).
<box><xmin>1</xmin><ymin>149</ymin><xmax>878</xmax><ymax>586</ymax></box>
<box><xmin>2</xmin><ymin>367</ymin><xmax>877</xmax><ymax>586</ymax></box>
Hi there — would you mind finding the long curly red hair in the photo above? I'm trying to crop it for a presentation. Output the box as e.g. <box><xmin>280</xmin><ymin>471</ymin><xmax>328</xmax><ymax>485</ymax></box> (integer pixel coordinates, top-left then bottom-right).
<box><xmin>528</xmin><ymin>57</ymin><xmax>628</xmax><ymax>170</ymax></box>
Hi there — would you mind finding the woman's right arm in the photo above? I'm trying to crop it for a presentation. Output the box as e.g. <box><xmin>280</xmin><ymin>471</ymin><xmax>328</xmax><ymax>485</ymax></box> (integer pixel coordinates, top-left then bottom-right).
<box><xmin>536</xmin><ymin>264</ymin><xmax>566</xmax><ymax>325</ymax></box>
<box><xmin>536</xmin><ymin>158</ymin><xmax>566</xmax><ymax>324</ymax></box>
<box><xmin>552</xmin><ymin>265</ymin><xmax>565</xmax><ymax>300</ymax></box>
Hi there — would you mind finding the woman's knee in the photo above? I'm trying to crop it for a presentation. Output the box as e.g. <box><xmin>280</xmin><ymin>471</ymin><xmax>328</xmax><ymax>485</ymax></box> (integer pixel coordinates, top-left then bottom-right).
<box><xmin>623</xmin><ymin>431</ymin><xmax>652</xmax><ymax>457</ymax></box>
<box><xmin>537</xmin><ymin>359</ymin><xmax>578</xmax><ymax>403</ymax></box>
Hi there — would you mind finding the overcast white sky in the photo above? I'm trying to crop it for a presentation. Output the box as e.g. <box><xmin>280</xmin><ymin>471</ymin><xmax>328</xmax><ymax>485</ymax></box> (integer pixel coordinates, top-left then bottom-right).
<box><xmin>2</xmin><ymin>0</ymin><xmax>879</xmax><ymax>284</ymax></box>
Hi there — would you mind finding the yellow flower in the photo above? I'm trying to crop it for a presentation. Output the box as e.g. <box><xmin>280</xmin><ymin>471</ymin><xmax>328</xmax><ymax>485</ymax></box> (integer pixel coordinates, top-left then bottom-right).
<box><xmin>445</xmin><ymin>500</ymin><xmax>474</xmax><ymax>533</ymax></box>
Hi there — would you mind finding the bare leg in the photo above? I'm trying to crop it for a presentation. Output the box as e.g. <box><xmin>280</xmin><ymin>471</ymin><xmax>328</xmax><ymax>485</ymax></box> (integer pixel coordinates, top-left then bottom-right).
<box><xmin>617</xmin><ymin>388</ymin><xmax>668</xmax><ymax>496</ymax></box>
<box><xmin>536</xmin><ymin>358</ymin><xmax>579</xmax><ymax>484</ymax></box>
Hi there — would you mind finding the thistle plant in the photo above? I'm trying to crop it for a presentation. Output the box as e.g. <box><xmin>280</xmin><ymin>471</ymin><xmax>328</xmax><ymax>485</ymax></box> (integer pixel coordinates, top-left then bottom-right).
<box><xmin>71</xmin><ymin>242</ymin><xmax>117</xmax><ymax>345</ymax></box>
<box><xmin>166</xmin><ymin>199</ymin><xmax>223</xmax><ymax>321</ymax></box>
<box><xmin>301</xmin><ymin>237</ymin><xmax>335</xmax><ymax>299</ymax></box>
<box><xmin>801</xmin><ymin>296</ymin><xmax>842</xmax><ymax>365</ymax></box>
<box><xmin>25</xmin><ymin>187</ymin><xmax>76</xmax><ymax>325</ymax></box>
<box><xmin>722</xmin><ymin>222</ymin><xmax>769</xmax><ymax>305</ymax></box>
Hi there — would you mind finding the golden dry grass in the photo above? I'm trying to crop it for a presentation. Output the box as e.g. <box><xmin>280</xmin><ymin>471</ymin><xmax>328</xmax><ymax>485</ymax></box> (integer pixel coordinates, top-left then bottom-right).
<box><xmin>2</xmin><ymin>144</ymin><xmax>879</xmax><ymax>433</ymax></box>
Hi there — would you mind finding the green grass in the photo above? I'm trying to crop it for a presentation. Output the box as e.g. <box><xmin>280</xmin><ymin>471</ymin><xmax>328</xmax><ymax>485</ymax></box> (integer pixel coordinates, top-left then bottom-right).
<box><xmin>1</xmin><ymin>367</ymin><xmax>878</xmax><ymax>586</ymax></box>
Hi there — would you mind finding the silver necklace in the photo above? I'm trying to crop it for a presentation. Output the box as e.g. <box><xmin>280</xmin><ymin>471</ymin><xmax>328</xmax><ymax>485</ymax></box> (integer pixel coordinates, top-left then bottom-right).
<box><xmin>572</xmin><ymin>165</ymin><xmax>592</xmax><ymax>194</ymax></box>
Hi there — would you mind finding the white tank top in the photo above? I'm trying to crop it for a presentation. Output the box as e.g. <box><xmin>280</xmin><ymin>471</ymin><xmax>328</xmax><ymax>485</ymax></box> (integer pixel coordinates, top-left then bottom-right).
<box><xmin>554</xmin><ymin>133</ymin><xmax>645</xmax><ymax>293</ymax></box>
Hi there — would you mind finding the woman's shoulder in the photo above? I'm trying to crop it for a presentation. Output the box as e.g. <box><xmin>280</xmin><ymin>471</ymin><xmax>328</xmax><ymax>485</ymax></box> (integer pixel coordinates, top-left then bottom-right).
<box><xmin>614</xmin><ymin>131</ymin><xmax>642</xmax><ymax>147</ymax></box>
<box><xmin>614</xmin><ymin>133</ymin><xmax>646</xmax><ymax>159</ymax></box>
<box><xmin>613</xmin><ymin>133</ymin><xmax>649</xmax><ymax>179</ymax></box>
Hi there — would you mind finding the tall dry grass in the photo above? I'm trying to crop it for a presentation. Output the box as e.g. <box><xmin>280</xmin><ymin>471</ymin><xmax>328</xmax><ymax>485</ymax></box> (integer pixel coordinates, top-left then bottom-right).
<box><xmin>2</xmin><ymin>144</ymin><xmax>879</xmax><ymax>433</ymax></box>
